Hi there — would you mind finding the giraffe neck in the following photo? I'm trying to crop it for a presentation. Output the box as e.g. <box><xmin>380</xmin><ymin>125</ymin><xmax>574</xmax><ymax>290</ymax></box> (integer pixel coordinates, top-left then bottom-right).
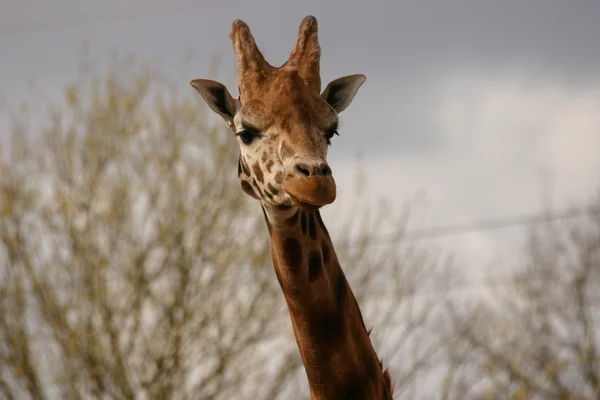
<box><xmin>261</xmin><ymin>203</ymin><xmax>392</xmax><ymax>399</ymax></box>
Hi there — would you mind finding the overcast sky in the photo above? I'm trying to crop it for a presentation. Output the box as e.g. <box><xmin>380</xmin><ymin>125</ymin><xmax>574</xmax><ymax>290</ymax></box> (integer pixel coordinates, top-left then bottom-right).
<box><xmin>2</xmin><ymin>0</ymin><xmax>600</xmax><ymax>281</ymax></box>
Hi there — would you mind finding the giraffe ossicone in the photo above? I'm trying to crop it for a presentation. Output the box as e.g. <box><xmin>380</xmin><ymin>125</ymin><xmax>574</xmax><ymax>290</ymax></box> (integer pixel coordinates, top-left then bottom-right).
<box><xmin>191</xmin><ymin>15</ymin><xmax>394</xmax><ymax>400</ymax></box>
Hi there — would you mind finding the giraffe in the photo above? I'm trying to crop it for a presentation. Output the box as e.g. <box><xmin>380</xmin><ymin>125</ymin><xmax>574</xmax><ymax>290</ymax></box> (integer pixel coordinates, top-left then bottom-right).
<box><xmin>190</xmin><ymin>16</ymin><xmax>394</xmax><ymax>400</ymax></box>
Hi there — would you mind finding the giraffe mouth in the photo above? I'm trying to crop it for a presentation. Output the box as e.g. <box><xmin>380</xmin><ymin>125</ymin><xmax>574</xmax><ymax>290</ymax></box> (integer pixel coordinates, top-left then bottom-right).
<box><xmin>287</xmin><ymin>194</ymin><xmax>323</xmax><ymax>212</ymax></box>
<box><xmin>283</xmin><ymin>175</ymin><xmax>337</xmax><ymax>210</ymax></box>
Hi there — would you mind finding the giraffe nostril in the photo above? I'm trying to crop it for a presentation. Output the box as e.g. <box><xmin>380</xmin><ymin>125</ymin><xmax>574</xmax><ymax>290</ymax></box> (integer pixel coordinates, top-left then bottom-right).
<box><xmin>296</xmin><ymin>164</ymin><xmax>311</xmax><ymax>177</ymax></box>
<box><xmin>320</xmin><ymin>163</ymin><xmax>332</xmax><ymax>177</ymax></box>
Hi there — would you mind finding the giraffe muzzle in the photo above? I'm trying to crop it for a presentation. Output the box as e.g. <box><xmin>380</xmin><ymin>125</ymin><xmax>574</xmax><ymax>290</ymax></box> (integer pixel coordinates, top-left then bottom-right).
<box><xmin>283</xmin><ymin>172</ymin><xmax>337</xmax><ymax>210</ymax></box>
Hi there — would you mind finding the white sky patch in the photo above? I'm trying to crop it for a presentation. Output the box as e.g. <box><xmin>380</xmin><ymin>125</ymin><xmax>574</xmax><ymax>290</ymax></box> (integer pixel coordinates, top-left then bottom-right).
<box><xmin>326</xmin><ymin>72</ymin><xmax>600</xmax><ymax>282</ymax></box>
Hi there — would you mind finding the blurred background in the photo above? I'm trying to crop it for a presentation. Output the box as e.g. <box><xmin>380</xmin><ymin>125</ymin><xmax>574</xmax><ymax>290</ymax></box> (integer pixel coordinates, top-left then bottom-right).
<box><xmin>1</xmin><ymin>1</ymin><xmax>599</xmax><ymax>399</ymax></box>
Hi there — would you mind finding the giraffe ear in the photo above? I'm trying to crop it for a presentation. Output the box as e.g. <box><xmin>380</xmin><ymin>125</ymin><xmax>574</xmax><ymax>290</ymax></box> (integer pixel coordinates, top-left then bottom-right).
<box><xmin>321</xmin><ymin>74</ymin><xmax>366</xmax><ymax>114</ymax></box>
<box><xmin>190</xmin><ymin>79</ymin><xmax>239</xmax><ymax>127</ymax></box>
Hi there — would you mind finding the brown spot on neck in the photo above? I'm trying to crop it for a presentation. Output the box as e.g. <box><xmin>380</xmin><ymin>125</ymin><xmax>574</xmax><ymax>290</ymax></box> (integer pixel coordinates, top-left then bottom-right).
<box><xmin>300</xmin><ymin>212</ymin><xmax>307</xmax><ymax>234</ymax></box>
<box><xmin>307</xmin><ymin>250</ymin><xmax>322</xmax><ymax>282</ymax></box>
<box><xmin>321</xmin><ymin>242</ymin><xmax>331</xmax><ymax>265</ymax></box>
<box><xmin>307</xmin><ymin>212</ymin><xmax>317</xmax><ymax>240</ymax></box>
<box><xmin>281</xmin><ymin>237</ymin><xmax>303</xmax><ymax>274</ymax></box>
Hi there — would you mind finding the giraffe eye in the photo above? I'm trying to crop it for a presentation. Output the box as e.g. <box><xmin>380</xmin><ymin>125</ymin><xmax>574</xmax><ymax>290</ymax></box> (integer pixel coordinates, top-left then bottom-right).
<box><xmin>324</xmin><ymin>128</ymin><xmax>339</xmax><ymax>145</ymax></box>
<box><xmin>236</xmin><ymin>129</ymin><xmax>261</xmax><ymax>145</ymax></box>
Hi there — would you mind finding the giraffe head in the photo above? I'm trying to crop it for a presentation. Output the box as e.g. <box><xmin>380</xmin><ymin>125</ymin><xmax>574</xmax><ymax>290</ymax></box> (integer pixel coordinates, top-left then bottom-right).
<box><xmin>191</xmin><ymin>16</ymin><xmax>365</xmax><ymax>212</ymax></box>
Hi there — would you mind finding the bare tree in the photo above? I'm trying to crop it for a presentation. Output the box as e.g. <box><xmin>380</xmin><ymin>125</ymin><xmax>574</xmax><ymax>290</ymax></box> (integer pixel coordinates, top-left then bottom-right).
<box><xmin>0</xmin><ymin>53</ymin><xmax>448</xmax><ymax>399</ymax></box>
<box><xmin>443</xmin><ymin>200</ymin><xmax>600</xmax><ymax>400</ymax></box>
<box><xmin>0</xmin><ymin>55</ymin><xmax>293</xmax><ymax>400</ymax></box>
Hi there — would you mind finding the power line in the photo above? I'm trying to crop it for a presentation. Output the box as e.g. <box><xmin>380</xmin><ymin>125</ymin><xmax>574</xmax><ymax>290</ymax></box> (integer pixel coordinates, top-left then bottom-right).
<box><xmin>340</xmin><ymin>206</ymin><xmax>597</xmax><ymax>248</ymax></box>
<box><xmin>390</xmin><ymin>276</ymin><xmax>517</xmax><ymax>300</ymax></box>
<box><xmin>334</xmin><ymin>205</ymin><xmax>597</xmax><ymax>297</ymax></box>
<box><xmin>0</xmin><ymin>0</ymin><xmax>225</xmax><ymax>38</ymax></box>
<box><xmin>37</xmin><ymin>205</ymin><xmax>599</xmax><ymax>296</ymax></box>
